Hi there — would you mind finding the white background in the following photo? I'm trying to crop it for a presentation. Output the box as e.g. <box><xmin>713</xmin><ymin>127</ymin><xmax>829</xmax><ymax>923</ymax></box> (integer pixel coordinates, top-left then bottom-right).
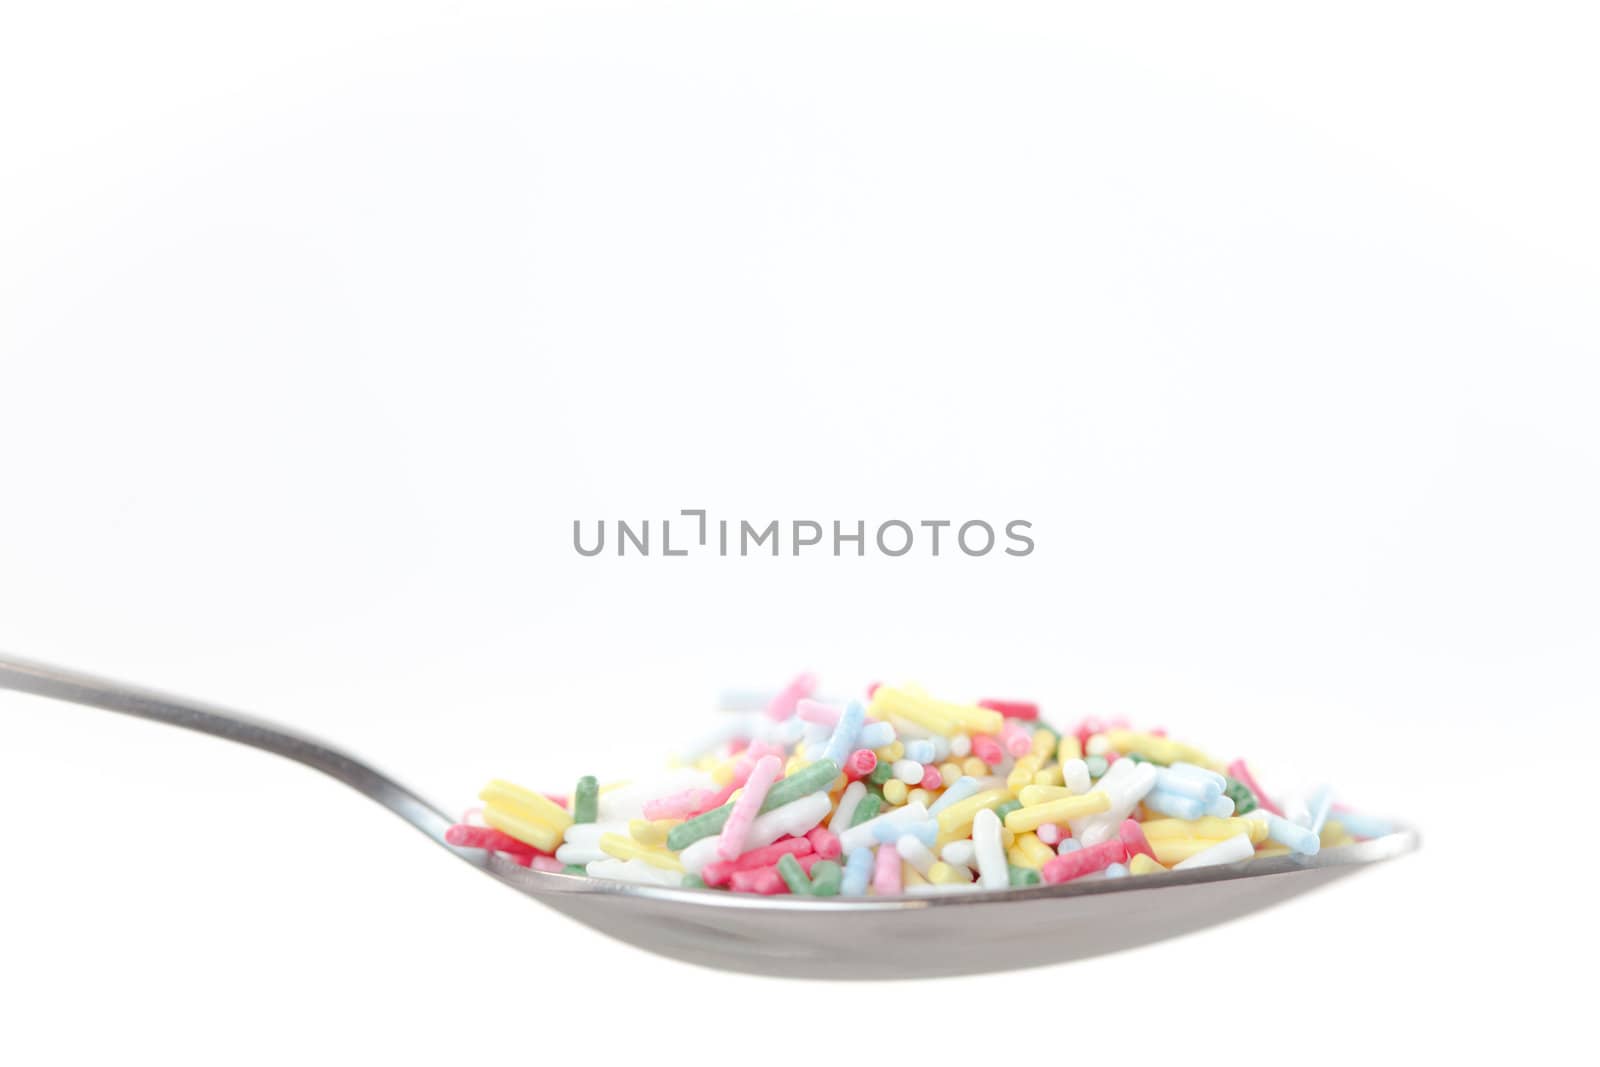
<box><xmin>2</xmin><ymin>3</ymin><xmax>1595</xmax><ymax>1063</ymax></box>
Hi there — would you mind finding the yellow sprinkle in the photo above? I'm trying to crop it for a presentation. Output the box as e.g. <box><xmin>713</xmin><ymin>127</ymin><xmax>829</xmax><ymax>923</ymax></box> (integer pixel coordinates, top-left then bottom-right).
<box><xmin>1000</xmin><ymin>826</ymin><xmax>1015</xmax><ymax>848</ymax></box>
<box><xmin>869</xmin><ymin>685</ymin><xmax>1004</xmax><ymax>737</ymax></box>
<box><xmin>481</xmin><ymin>806</ymin><xmax>562</xmax><ymax>852</ymax></box>
<box><xmin>598</xmin><ymin>833</ymin><xmax>684</xmax><ymax>872</ymax></box>
<box><xmin>695</xmin><ymin>754</ymin><xmax>720</xmax><ymax>771</ymax></box>
<box><xmin>831</xmin><ymin>775</ymin><xmax>847</xmax><ymax>793</ymax></box>
<box><xmin>1149</xmin><ymin>835</ymin><xmax>1249</xmax><ymax>867</ymax></box>
<box><xmin>1006</xmin><ymin>755</ymin><xmax>1041</xmax><ymax>794</ymax></box>
<box><xmin>1129</xmin><ymin>853</ymin><xmax>1168</xmax><ymax>876</ymax></box>
<box><xmin>935</xmin><ymin>788</ymin><xmax>1013</xmax><ymax>839</ymax></box>
<box><xmin>1102</xmin><ymin>730</ymin><xmax>1217</xmax><ymax>770</ymax></box>
<box><xmin>902</xmin><ymin>861</ymin><xmax>929</xmax><ymax>888</ymax></box>
<box><xmin>1004</xmin><ymin>792</ymin><xmax>1111</xmax><ymax>833</ymax></box>
<box><xmin>1032</xmin><ymin>765</ymin><xmax>1064</xmax><ymax>788</ymax></box>
<box><xmin>961</xmin><ymin>756</ymin><xmax>990</xmax><ymax>778</ymax></box>
<box><xmin>479</xmin><ymin>781</ymin><xmax>573</xmax><ymax>833</ymax></box>
<box><xmin>1018</xmin><ymin>784</ymin><xmax>1077</xmax><ymax>806</ymax></box>
<box><xmin>907</xmin><ymin>788</ymin><xmax>932</xmax><ymax>809</ymax></box>
<box><xmin>709</xmin><ymin>759</ymin><xmax>738</xmax><ymax>787</ymax></box>
<box><xmin>946</xmin><ymin>706</ymin><xmax>1005</xmax><ymax>734</ymax></box>
<box><xmin>1030</xmin><ymin>728</ymin><xmax>1057</xmax><ymax>761</ymax></box>
<box><xmin>1056</xmin><ymin>735</ymin><xmax>1083</xmax><ymax>761</ymax></box>
<box><xmin>598</xmin><ymin>779</ymin><xmax>632</xmax><ymax>795</ymax></box>
<box><xmin>628</xmin><ymin>818</ymin><xmax>679</xmax><ymax>847</ymax></box>
<box><xmin>875</xmin><ymin>741</ymin><xmax>905</xmax><ymax>762</ymax></box>
<box><xmin>1007</xmin><ymin>831</ymin><xmax>1054</xmax><ymax>869</ymax></box>
<box><xmin>882</xmin><ymin>779</ymin><xmax>909</xmax><ymax>806</ymax></box>
<box><xmin>869</xmin><ymin>686</ymin><xmax>960</xmax><ymax>735</ymax></box>
<box><xmin>928</xmin><ymin>861</ymin><xmax>971</xmax><ymax>885</ymax></box>
<box><xmin>1320</xmin><ymin>821</ymin><xmax>1354</xmax><ymax>848</ymax></box>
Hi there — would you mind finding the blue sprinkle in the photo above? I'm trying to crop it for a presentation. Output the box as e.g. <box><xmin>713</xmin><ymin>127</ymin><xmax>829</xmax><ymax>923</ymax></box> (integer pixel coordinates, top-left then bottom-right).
<box><xmin>841</xmin><ymin>848</ymin><xmax>874</xmax><ymax>896</ymax></box>
<box><xmin>822</xmin><ymin>699</ymin><xmax>865</xmax><ymax>768</ymax></box>
<box><xmin>1143</xmin><ymin>789</ymin><xmax>1207</xmax><ymax>820</ymax></box>
<box><xmin>857</xmin><ymin>721</ymin><xmax>896</xmax><ymax>749</ymax></box>
<box><xmin>927</xmin><ymin>776</ymin><xmax>979</xmax><ymax>816</ymax></box>
<box><xmin>1326</xmin><ymin>809</ymin><xmax>1393</xmax><ymax>838</ymax></box>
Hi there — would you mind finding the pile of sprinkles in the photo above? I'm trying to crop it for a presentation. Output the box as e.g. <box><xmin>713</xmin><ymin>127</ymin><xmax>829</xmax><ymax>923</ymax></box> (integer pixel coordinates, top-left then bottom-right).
<box><xmin>449</xmin><ymin>677</ymin><xmax>1395</xmax><ymax>896</ymax></box>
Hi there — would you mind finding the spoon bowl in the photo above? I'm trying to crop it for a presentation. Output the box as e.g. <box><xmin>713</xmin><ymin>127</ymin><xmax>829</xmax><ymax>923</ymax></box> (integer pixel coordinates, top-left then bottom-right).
<box><xmin>0</xmin><ymin>653</ymin><xmax>1418</xmax><ymax>979</ymax></box>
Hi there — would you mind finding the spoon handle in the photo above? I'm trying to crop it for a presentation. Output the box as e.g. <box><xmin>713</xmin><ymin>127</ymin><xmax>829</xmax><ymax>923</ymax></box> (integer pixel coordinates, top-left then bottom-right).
<box><xmin>0</xmin><ymin>651</ymin><xmax>462</xmax><ymax>850</ymax></box>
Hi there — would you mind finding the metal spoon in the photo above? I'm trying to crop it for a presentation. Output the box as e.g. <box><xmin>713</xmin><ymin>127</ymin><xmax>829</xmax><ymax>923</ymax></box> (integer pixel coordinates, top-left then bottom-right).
<box><xmin>0</xmin><ymin>652</ymin><xmax>1417</xmax><ymax>979</ymax></box>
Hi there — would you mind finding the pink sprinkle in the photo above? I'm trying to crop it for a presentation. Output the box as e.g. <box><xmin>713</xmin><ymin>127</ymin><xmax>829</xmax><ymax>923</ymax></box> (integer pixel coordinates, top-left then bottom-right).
<box><xmin>1074</xmin><ymin>717</ymin><xmax>1105</xmax><ymax>753</ymax></box>
<box><xmin>1118</xmin><ymin>819</ymin><xmax>1155</xmax><ymax>862</ymax></box>
<box><xmin>530</xmin><ymin>856</ymin><xmax>566</xmax><ymax>873</ymax></box>
<box><xmin>701</xmin><ymin>837</ymin><xmax>813</xmax><ymax>887</ymax></box>
<box><xmin>806</xmin><ymin>826</ymin><xmax>842</xmax><ymax>860</ymax></box>
<box><xmin>687</xmin><ymin>781</ymin><xmax>739</xmax><ymax>818</ymax></box>
<box><xmin>844</xmin><ymin>749</ymin><xmax>878</xmax><ymax>780</ymax></box>
<box><xmin>978</xmin><ymin>699</ymin><xmax>1039</xmax><ymax>721</ymax></box>
<box><xmin>1001</xmin><ymin>721</ymin><xmax>1033</xmax><ymax>758</ymax></box>
<box><xmin>765</xmin><ymin>672</ymin><xmax>818</xmax><ymax>721</ymax></box>
<box><xmin>445</xmin><ymin>824</ymin><xmax>545</xmax><ymax>857</ymax></box>
<box><xmin>542</xmin><ymin>793</ymin><xmax>569</xmax><ymax>809</ymax></box>
<box><xmin>1036</xmin><ymin>823</ymin><xmax>1064</xmax><ymax>846</ymax></box>
<box><xmin>648</xmin><ymin>740</ymin><xmax>783</xmax><ymax>821</ymax></box>
<box><xmin>971</xmin><ymin>734</ymin><xmax>1004</xmax><ymax>765</ymax></box>
<box><xmin>1042</xmin><ymin>840</ymin><xmax>1127</xmax><ymax>884</ymax></box>
<box><xmin>503</xmin><ymin>852</ymin><xmax>533</xmax><ymax>867</ymax></box>
<box><xmin>1227</xmin><ymin>759</ymin><xmax>1285</xmax><ymax>818</ymax></box>
<box><xmin>1103</xmin><ymin>750</ymin><xmax>1120</xmax><ymax>766</ymax></box>
<box><xmin>873</xmin><ymin>844</ymin><xmax>902</xmax><ymax>896</ymax></box>
<box><xmin>1149</xmin><ymin>727</ymin><xmax>1167</xmax><ymax>738</ymax></box>
<box><xmin>728</xmin><ymin>852</ymin><xmax>822</xmax><ymax>894</ymax></box>
<box><xmin>919</xmin><ymin>765</ymin><xmax>943</xmax><ymax>790</ymax></box>
<box><xmin>796</xmin><ymin>699</ymin><xmax>841</xmax><ymax>726</ymax></box>
<box><xmin>732</xmin><ymin>741</ymin><xmax>786</xmax><ymax>784</ymax></box>
<box><xmin>644</xmin><ymin>786</ymin><xmax>720</xmax><ymax>821</ymax></box>
<box><xmin>728</xmin><ymin>737</ymin><xmax>751</xmax><ymax>755</ymax></box>
<box><xmin>866</xmin><ymin>681</ymin><xmax>882</xmax><ymax>699</ymax></box>
<box><xmin>717</xmin><ymin>755</ymin><xmax>784</xmax><ymax>861</ymax></box>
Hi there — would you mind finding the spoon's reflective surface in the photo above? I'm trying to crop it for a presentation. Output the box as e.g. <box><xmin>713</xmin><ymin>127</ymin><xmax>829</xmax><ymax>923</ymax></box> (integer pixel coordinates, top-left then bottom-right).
<box><xmin>0</xmin><ymin>652</ymin><xmax>1418</xmax><ymax>979</ymax></box>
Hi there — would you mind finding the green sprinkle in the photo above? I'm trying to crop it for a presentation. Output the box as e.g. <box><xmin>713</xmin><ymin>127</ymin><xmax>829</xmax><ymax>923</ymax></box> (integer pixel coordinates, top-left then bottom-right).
<box><xmin>562</xmin><ymin>864</ymin><xmax>586</xmax><ymax>876</ymax></box>
<box><xmin>1085</xmin><ymin>755</ymin><xmax>1108</xmax><ymax>778</ymax></box>
<box><xmin>863</xmin><ymin>779</ymin><xmax>885</xmax><ymax>799</ymax></box>
<box><xmin>1125</xmin><ymin>752</ymin><xmax>1150</xmax><ymax>764</ymax></box>
<box><xmin>809</xmin><ymin>860</ymin><xmax>843</xmax><ymax>897</ymax></box>
<box><xmin>666</xmin><ymin>759</ymin><xmax>840</xmax><ymax>850</ymax></box>
<box><xmin>869</xmin><ymin>760</ymin><xmax>896</xmax><ymax>785</ymax></box>
<box><xmin>770</xmin><ymin>759</ymin><xmax>842</xmax><ymax>805</ymax></box>
<box><xmin>1225</xmin><ymin>777</ymin><xmax>1259</xmax><ymax>815</ymax></box>
<box><xmin>1008</xmin><ymin>865</ymin><xmax>1041</xmax><ymax>887</ymax></box>
<box><xmin>681</xmin><ymin>873</ymin><xmax>706</xmax><ymax>889</ymax></box>
<box><xmin>995</xmin><ymin>800</ymin><xmax>1023</xmax><ymax>821</ymax></box>
<box><xmin>777</xmin><ymin>853</ymin><xmax>812</xmax><ymax>895</ymax></box>
<box><xmin>849</xmin><ymin>792</ymin><xmax>882</xmax><ymax>828</ymax></box>
<box><xmin>573</xmin><ymin>775</ymin><xmax>599</xmax><ymax>824</ymax></box>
